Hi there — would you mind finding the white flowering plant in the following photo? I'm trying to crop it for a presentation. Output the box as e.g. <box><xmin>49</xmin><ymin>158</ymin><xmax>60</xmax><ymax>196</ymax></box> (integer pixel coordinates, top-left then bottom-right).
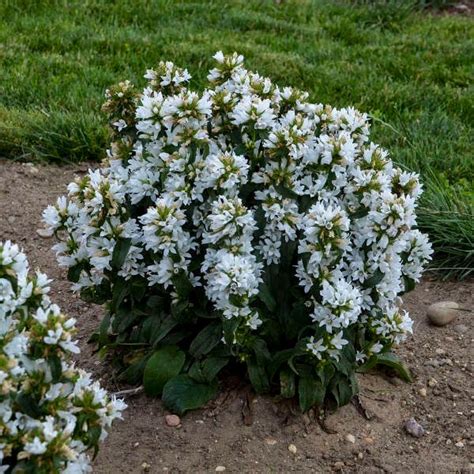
<box><xmin>43</xmin><ymin>52</ymin><xmax>432</xmax><ymax>414</ymax></box>
<box><xmin>0</xmin><ymin>241</ymin><xmax>126</xmax><ymax>473</ymax></box>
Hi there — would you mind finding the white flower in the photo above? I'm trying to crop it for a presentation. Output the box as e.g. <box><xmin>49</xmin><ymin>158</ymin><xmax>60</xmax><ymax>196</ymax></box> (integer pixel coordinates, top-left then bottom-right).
<box><xmin>0</xmin><ymin>241</ymin><xmax>126</xmax><ymax>470</ymax></box>
<box><xmin>24</xmin><ymin>437</ymin><xmax>48</xmax><ymax>455</ymax></box>
<box><xmin>307</xmin><ymin>336</ymin><xmax>327</xmax><ymax>360</ymax></box>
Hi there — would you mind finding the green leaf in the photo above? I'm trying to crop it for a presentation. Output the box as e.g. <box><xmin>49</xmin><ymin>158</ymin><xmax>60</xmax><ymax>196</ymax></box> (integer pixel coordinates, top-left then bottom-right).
<box><xmin>351</xmin><ymin>207</ymin><xmax>369</xmax><ymax>219</ymax></box>
<box><xmin>252</xmin><ymin>337</ymin><xmax>271</xmax><ymax>365</ymax></box>
<box><xmin>189</xmin><ymin>356</ymin><xmax>229</xmax><ymax>383</ymax></box>
<box><xmin>330</xmin><ymin>375</ymin><xmax>355</xmax><ymax>407</ymax></box>
<box><xmin>357</xmin><ymin>355</ymin><xmax>378</xmax><ymax>373</ymax></box>
<box><xmin>247</xmin><ymin>358</ymin><xmax>270</xmax><ymax>394</ymax></box>
<box><xmin>269</xmin><ymin>349</ymin><xmax>295</xmax><ymax>379</ymax></box>
<box><xmin>67</xmin><ymin>262</ymin><xmax>86</xmax><ymax>283</ymax></box>
<box><xmin>171</xmin><ymin>299</ymin><xmax>190</xmax><ymax>322</ymax></box>
<box><xmin>403</xmin><ymin>276</ymin><xmax>416</xmax><ymax>294</ymax></box>
<box><xmin>258</xmin><ymin>282</ymin><xmax>276</xmax><ymax>312</ymax></box>
<box><xmin>375</xmin><ymin>352</ymin><xmax>413</xmax><ymax>382</ymax></box>
<box><xmin>143</xmin><ymin>346</ymin><xmax>185</xmax><ymax>396</ymax></box>
<box><xmin>298</xmin><ymin>376</ymin><xmax>325</xmax><ymax>412</ymax></box>
<box><xmin>162</xmin><ymin>374</ymin><xmax>217</xmax><ymax>415</ymax></box>
<box><xmin>172</xmin><ymin>272</ymin><xmax>193</xmax><ymax>299</ymax></box>
<box><xmin>222</xmin><ymin>317</ymin><xmax>240</xmax><ymax>346</ymax></box>
<box><xmin>48</xmin><ymin>355</ymin><xmax>62</xmax><ymax>382</ymax></box>
<box><xmin>110</xmin><ymin>277</ymin><xmax>129</xmax><ymax>314</ymax></box>
<box><xmin>15</xmin><ymin>393</ymin><xmax>42</xmax><ymax>418</ymax></box>
<box><xmin>111</xmin><ymin>238</ymin><xmax>132</xmax><ymax>269</ymax></box>
<box><xmin>280</xmin><ymin>368</ymin><xmax>296</xmax><ymax>398</ymax></box>
<box><xmin>98</xmin><ymin>312</ymin><xmax>111</xmax><ymax>347</ymax></box>
<box><xmin>116</xmin><ymin>310</ymin><xmax>140</xmax><ymax>334</ymax></box>
<box><xmin>147</xmin><ymin>295</ymin><xmax>164</xmax><ymax>309</ymax></box>
<box><xmin>150</xmin><ymin>314</ymin><xmax>179</xmax><ymax>348</ymax></box>
<box><xmin>119</xmin><ymin>357</ymin><xmax>148</xmax><ymax>385</ymax></box>
<box><xmin>189</xmin><ymin>321</ymin><xmax>222</xmax><ymax>358</ymax></box>
<box><xmin>362</xmin><ymin>269</ymin><xmax>385</xmax><ymax>289</ymax></box>
<box><xmin>274</xmin><ymin>184</ymin><xmax>299</xmax><ymax>200</ymax></box>
<box><xmin>130</xmin><ymin>278</ymin><xmax>147</xmax><ymax>301</ymax></box>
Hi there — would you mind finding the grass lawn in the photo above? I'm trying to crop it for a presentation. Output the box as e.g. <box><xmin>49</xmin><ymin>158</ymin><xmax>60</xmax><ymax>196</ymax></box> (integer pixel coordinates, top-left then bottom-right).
<box><xmin>0</xmin><ymin>0</ymin><xmax>472</xmax><ymax>275</ymax></box>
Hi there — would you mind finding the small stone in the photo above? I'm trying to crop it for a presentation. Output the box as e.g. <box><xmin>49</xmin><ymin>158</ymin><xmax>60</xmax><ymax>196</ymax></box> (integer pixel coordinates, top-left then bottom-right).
<box><xmin>7</xmin><ymin>216</ymin><xmax>15</xmax><ymax>224</ymax></box>
<box><xmin>334</xmin><ymin>461</ymin><xmax>345</xmax><ymax>471</ymax></box>
<box><xmin>134</xmin><ymin>442</ymin><xmax>140</xmax><ymax>447</ymax></box>
<box><xmin>288</xmin><ymin>444</ymin><xmax>297</xmax><ymax>454</ymax></box>
<box><xmin>265</xmin><ymin>437</ymin><xmax>277</xmax><ymax>446</ymax></box>
<box><xmin>27</xmin><ymin>165</ymin><xmax>39</xmax><ymax>174</ymax></box>
<box><xmin>141</xmin><ymin>462</ymin><xmax>151</xmax><ymax>471</ymax></box>
<box><xmin>419</xmin><ymin>387</ymin><xmax>427</xmax><ymax>397</ymax></box>
<box><xmin>455</xmin><ymin>441</ymin><xmax>464</xmax><ymax>448</ymax></box>
<box><xmin>427</xmin><ymin>301</ymin><xmax>459</xmax><ymax>326</ymax></box>
<box><xmin>454</xmin><ymin>324</ymin><xmax>468</xmax><ymax>334</ymax></box>
<box><xmin>345</xmin><ymin>434</ymin><xmax>356</xmax><ymax>444</ymax></box>
<box><xmin>428</xmin><ymin>378</ymin><xmax>437</xmax><ymax>388</ymax></box>
<box><xmin>435</xmin><ymin>348</ymin><xmax>446</xmax><ymax>355</ymax></box>
<box><xmin>357</xmin><ymin>452</ymin><xmax>364</xmax><ymax>460</ymax></box>
<box><xmin>36</xmin><ymin>228</ymin><xmax>54</xmax><ymax>238</ymax></box>
<box><xmin>454</xmin><ymin>3</ymin><xmax>469</xmax><ymax>12</ymax></box>
<box><xmin>215</xmin><ymin>467</ymin><xmax>226</xmax><ymax>472</ymax></box>
<box><xmin>165</xmin><ymin>414</ymin><xmax>181</xmax><ymax>427</ymax></box>
<box><xmin>363</xmin><ymin>436</ymin><xmax>374</xmax><ymax>444</ymax></box>
<box><xmin>404</xmin><ymin>418</ymin><xmax>425</xmax><ymax>438</ymax></box>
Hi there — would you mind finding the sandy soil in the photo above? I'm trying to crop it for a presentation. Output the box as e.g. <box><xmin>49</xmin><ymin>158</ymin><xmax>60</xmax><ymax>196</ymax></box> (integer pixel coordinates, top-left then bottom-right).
<box><xmin>0</xmin><ymin>159</ymin><xmax>472</xmax><ymax>473</ymax></box>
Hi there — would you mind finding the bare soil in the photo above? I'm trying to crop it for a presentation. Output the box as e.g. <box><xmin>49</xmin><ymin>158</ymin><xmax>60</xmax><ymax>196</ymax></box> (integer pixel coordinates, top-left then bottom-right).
<box><xmin>0</xmin><ymin>159</ymin><xmax>472</xmax><ymax>473</ymax></box>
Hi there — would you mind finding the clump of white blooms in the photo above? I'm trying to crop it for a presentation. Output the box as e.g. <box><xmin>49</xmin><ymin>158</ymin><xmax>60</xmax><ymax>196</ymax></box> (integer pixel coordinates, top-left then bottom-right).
<box><xmin>43</xmin><ymin>53</ymin><xmax>432</xmax><ymax>408</ymax></box>
<box><xmin>0</xmin><ymin>241</ymin><xmax>126</xmax><ymax>473</ymax></box>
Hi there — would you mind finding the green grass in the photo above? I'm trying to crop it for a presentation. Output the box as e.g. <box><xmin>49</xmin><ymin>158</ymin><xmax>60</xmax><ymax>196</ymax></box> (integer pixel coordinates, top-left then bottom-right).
<box><xmin>0</xmin><ymin>0</ymin><xmax>473</xmax><ymax>276</ymax></box>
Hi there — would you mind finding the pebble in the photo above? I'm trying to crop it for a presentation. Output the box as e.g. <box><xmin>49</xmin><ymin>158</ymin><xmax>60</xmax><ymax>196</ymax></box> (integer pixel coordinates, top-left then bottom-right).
<box><xmin>334</xmin><ymin>461</ymin><xmax>345</xmax><ymax>471</ymax></box>
<box><xmin>364</xmin><ymin>436</ymin><xmax>374</xmax><ymax>444</ymax></box>
<box><xmin>404</xmin><ymin>418</ymin><xmax>425</xmax><ymax>438</ymax></box>
<box><xmin>36</xmin><ymin>228</ymin><xmax>54</xmax><ymax>238</ymax></box>
<box><xmin>345</xmin><ymin>434</ymin><xmax>356</xmax><ymax>444</ymax></box>
<box><xmin>455</xmin><ymin>441</ymin><xmax>464</xmax><ymax>448</ymax></box>
<box><xmin>215</xmin><ymin>467</ymin><xmax>226</xmax><ymax>472</ymax></box>
<box><xmin>357</xmin><ymin>452</ymin><xmax>364</xmax><ymax>460</ymax></box>
<box><xmin>7</xmin><ymin>216</ymin><xmax>15</xmax><ymax>224</ymax></box>
<box><xmin>165</xmin><ymin>414</ymin><xmax>181</xmax><ymax>427</ymax></box>
<box><xmin>419</xmin><ymin>387</ymin><xmax>427</xmax><ymax>397</ymax></box>
<box><xmin>141</xmin><ymin>462</ymin><xmax>151</xmax><ymax>471</ymax></box>
<box><xmin>265</xmin><ymin>437</ymin><xmax>277</xmax><ymax>446</ymax></box>
<box><xmin>454</xmin><ymin>324</ymin><xmax>468</xmax><ymax>334</ymax></box>
<box><xmin>428</xmin><ymin>378</ymin><xmax>438</xmax><ymax>388</ymax></box>
<box><xmin>288</xmin><ymin>444</ymin><xmax>297</xmax><ymax>454</ymax></box>
<box><xmin>427</xmin><ymin>301</ymin><xmax>459</xmax><ymax>326</ymax></box>
<box><xmin>435</xmin><ymin>348</ymin><xmax>446</xmax><ymax>355</ymax></box>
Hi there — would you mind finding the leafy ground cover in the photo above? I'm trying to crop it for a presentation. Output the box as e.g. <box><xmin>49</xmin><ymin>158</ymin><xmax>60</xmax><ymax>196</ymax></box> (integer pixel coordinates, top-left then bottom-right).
<box><xmin>0</xmin><ymin>0</ymin><xmax>472</xmax><ymax>275</ymax></box>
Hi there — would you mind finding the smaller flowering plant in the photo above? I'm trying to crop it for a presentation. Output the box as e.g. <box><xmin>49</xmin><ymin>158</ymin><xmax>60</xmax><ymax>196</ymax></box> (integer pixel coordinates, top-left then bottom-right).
<box><xmin>0</xmin><ymin>241</ymin><xmax>126</xmax><ymax>473</ymax></box>
<box><xmin>44</xmin><ymin>52</ymin><xmax>432</xmax><ymax>414</ymax></box>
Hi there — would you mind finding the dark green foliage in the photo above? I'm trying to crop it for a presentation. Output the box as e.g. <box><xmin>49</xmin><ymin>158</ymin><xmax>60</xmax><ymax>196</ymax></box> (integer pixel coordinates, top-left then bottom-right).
<box><xmin>162</xmin><ymin>375</ymin><xmax>218</xmax><ymax>415</ymax></box>
<box><xmin>143</xmin><ymin>346</ymin><xmax>186</xmax><ymax>396</ymax></box>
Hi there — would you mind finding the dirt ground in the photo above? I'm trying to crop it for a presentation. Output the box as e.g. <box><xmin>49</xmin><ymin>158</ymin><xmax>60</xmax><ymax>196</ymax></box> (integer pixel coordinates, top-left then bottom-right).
<box><xmin>0</xmin><ymin>159</ymin><xmax>472</xmax><ymax>473</ymax></box>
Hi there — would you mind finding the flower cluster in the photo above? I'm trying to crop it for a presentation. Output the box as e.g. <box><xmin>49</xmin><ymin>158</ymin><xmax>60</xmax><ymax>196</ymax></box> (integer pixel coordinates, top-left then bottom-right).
<box><xmin>43</xmin><ymin>52</ymin><xmax>432</xmax><ymax>409</ymax></box>
<box><xmin>0</xmin><ymin>241</ymin><xmax>125</xmax><ymax>473</ymax></box>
